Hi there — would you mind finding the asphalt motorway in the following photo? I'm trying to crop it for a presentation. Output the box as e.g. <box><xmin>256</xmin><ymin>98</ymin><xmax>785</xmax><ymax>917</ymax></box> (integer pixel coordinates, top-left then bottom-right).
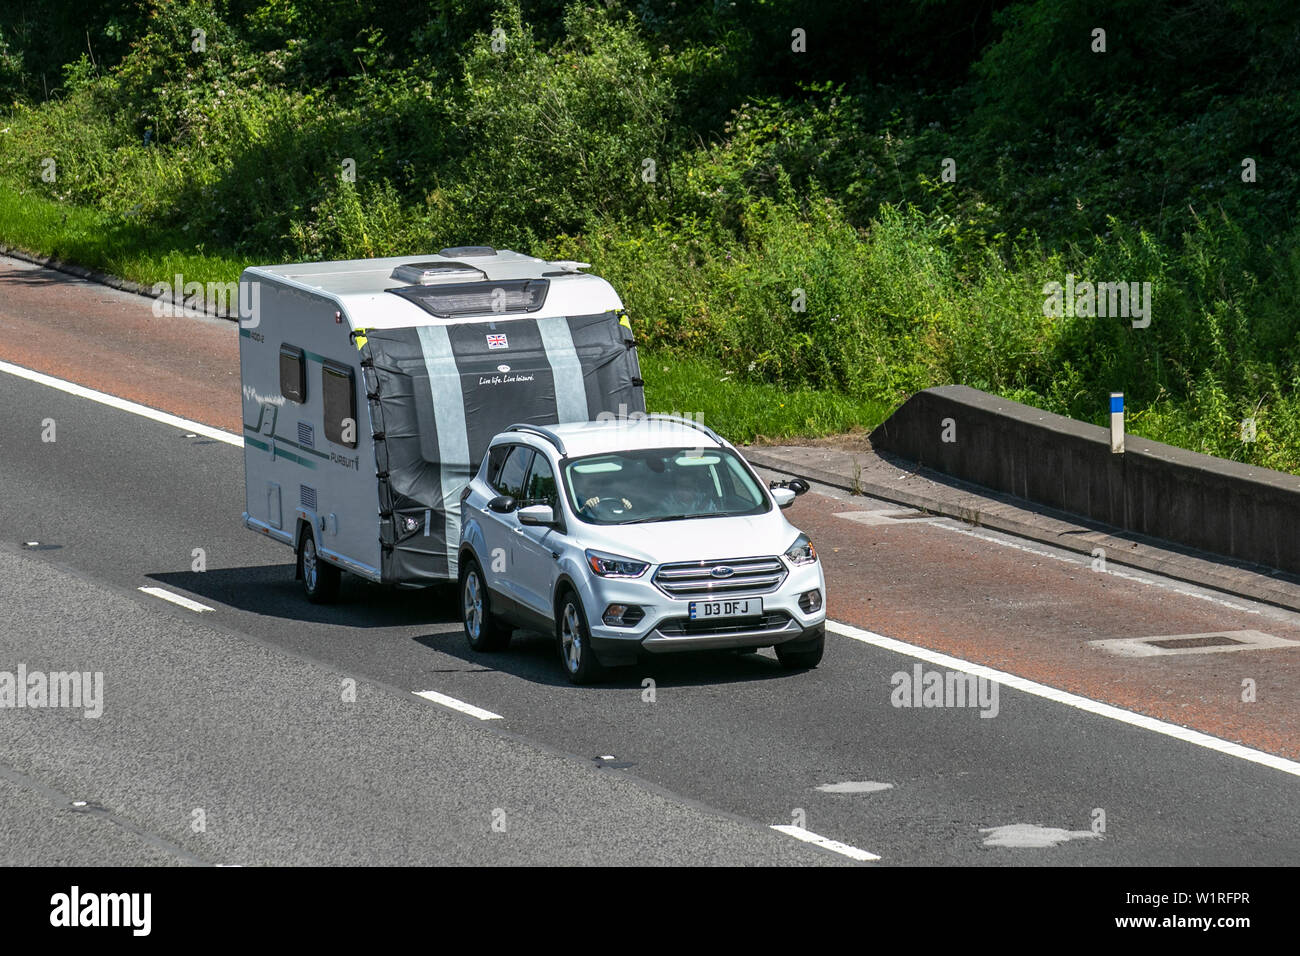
<box><xmin>2</xmin><ymin>365</ymin><xmax>1298</xmax><ymax>865</ymax></box>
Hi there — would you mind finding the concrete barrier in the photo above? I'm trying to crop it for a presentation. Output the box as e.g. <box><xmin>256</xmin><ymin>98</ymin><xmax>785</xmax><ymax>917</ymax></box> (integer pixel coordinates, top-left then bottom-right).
<box><xmin>869</xmin><ymin>384</ymin><xmax>1300</xmax><ymax>575</ymax></box>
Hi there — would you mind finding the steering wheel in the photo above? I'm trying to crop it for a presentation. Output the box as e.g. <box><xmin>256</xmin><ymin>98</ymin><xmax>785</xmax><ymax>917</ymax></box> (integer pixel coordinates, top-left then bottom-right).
<box><xmin>587</xmin><ymin>496</ymin><xmax>631</xmax><ymax>519</ymax></box>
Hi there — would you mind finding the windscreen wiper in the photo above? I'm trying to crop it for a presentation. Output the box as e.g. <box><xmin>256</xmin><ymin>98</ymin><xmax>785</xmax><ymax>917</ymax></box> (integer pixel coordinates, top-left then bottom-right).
<box><xmin>618</xmin><ymin>512</ymin><xmax>720</xmax><ymax>524</ymax></box>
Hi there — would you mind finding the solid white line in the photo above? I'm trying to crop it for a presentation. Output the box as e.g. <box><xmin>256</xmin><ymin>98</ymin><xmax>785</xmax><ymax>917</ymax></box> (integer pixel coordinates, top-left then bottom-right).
<box><xmin>138</xmin><ymin>586</ymin><xmax>214</xmax><ymax>613</ymax></box>
<box><xmin>770</xmin><ymin>824</ymin><xmax>880</xmax><ymax>862</ymax></box>
<box><xmin>0</xmin><ymin>358</ymin><xmax>243</xmax><ymax>447</ymax></box>
<box><xmin>827</xmin><ymin>619</ymin><xmax>1300</xmax><ymax>779</ymax></box>
<box><xmin>413</xmin><ymin>689</ymin><xmax>503</xmax><ymax>721</ymax></box>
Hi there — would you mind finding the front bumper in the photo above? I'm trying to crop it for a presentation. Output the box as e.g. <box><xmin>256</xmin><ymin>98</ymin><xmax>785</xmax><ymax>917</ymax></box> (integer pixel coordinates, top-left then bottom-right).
<box><xmin>640</xmin><ymin>616</ymin><xmax>823</xmax><ymax>653</ymax></box>
<box><xmin>581</xmin><ymin>559</ymin><xmax>827</xmax><ymax>664</ymax></box>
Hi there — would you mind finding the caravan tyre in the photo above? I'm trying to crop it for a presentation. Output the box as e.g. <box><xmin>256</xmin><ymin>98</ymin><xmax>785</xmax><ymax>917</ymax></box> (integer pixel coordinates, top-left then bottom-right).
<box><xmin>460</xmin><ymin>559</ymin><xmax>510</xmax><ymax>651</ymax></box>
<box><xmin>301</xmin><ymin>531</ymin><xmax>341</xmax><ymax>604</ymax></box>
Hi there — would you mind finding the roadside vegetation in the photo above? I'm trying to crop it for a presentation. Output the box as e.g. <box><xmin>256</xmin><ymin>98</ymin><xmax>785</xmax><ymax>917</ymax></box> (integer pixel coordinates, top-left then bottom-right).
<box><xmin>2</xmin><ymin>1</ymin><xmax>1299</xmax><ymax>464</ymax></box>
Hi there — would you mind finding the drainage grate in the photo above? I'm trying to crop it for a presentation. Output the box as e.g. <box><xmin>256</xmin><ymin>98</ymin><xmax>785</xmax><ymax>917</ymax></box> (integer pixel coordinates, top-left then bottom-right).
<box><xmin>1146</xmin><ymin>635</ymin><xmax>1244</xmax><ymax>650</ymax></box>
<box><xmin>1089</xmin><ymin>629</ymin><xmax>1299</xmax><ymax>657</ymax></box>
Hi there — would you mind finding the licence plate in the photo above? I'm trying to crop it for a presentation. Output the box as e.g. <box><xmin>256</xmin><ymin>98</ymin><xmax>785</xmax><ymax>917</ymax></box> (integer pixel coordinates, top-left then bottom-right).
<box><xmin>689</xmin><ymin>598</ymin><xmax>762</xmax><ymax>620</ymax></box>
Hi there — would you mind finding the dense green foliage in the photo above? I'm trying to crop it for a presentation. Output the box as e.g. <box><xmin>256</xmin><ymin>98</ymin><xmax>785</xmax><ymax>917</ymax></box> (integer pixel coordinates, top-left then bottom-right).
<box><xmin>2</xmin><ymin>1</ymin><xmax>1300</xmax><ymax>463</ymax></box>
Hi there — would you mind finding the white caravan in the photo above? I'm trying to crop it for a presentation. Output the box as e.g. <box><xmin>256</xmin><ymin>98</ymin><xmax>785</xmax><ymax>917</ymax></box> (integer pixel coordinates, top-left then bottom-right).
<box><xmin>237</xmin><ymin>247</ymin><xmax>645</xmax><ymax>601</ymax></box>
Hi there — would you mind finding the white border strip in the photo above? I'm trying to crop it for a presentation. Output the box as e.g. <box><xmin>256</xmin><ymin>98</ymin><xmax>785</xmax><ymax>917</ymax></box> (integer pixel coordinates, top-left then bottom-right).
<box><xmin>771</xmin><ymin>824</ymin><xmax>880</xmax><ymax>862</ymax></box>
<box><xmin>0</xmin><ymin>358</ymin><xmax>242</xmax><ymax>447</ymax></box>
<box><xmin>413</xmin><ymin>689</ymin><xmax>503</xmax><ymax>721</ymax></box>
<box><xmin>138</xmin><ymin>586</ymin><xmax>214</xmax><ymax>613</ymax></box>
<box><xmin>828</xmin><ymin>619</ymin><xmax>1300</xmax><ymax>778</ymax></box>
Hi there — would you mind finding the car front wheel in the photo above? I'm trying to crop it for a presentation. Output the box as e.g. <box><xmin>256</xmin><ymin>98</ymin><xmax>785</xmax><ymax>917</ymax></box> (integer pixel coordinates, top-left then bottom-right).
<box><xmin>557</xmin><ymin>591</ymin><xmax>604</xmax><ymax>685</ymax></box>
<box><xmin>775</xmin><ymin>631</ymin><xmax>824</xmax><ymax>670</ymax></box>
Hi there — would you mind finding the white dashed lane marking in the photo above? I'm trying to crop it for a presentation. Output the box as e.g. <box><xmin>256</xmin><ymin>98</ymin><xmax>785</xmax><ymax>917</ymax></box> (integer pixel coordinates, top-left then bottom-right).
<box><xmin>770</xmin><ymin>824</ymin><xmax>881</xmax><ymax>862</ymax></box>
<box><xmin>412</xmin><ymin>689</ymin><xmax>503</xmax><ymax>721</ymax></box>
<box><xmin>138</xmin><ymin>586</ymin><xmax>214</xmax><ymax>613</ymax></box>
<box><xmin>816</xmin><ymin>781</ymin><xmax>894</xmax><ymax>794</ymax></box>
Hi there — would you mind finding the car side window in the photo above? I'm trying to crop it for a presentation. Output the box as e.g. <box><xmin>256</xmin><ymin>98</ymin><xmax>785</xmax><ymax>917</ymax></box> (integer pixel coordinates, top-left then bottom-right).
<box><xmin>492</xmin><ymin>446</ymin><xmax>533</xmax><ymax>499</ymax></box>
<box><xmin>522</xmin><ymin>455</ymin><xmax>557</xmax><ymax>508</ymax></box>
<box><xmin>483</xmin><ymin>444</ymin><xmax>511</xmax><ymax>487</ymax></box>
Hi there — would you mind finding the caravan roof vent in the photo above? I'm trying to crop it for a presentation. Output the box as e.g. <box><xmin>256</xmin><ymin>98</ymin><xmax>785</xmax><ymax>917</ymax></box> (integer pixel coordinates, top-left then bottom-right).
<box><xmin>389</xmin><ymin>278</ymin><xmax>550</xmax><ymax>318</ymax></box>
<box><xmin>438</xmin><ymin>246</ymin><xmax>498</xmax><ymax>258</ymax></box>
<box><xmin>548</xmin><ymin>260</ymin><xmax>591</xmax><ymax>273</ymax></box>
<box><xmin>391</xmin><ymin>261</ymin><xmax>488</xmax><ymax>286</ymax></box>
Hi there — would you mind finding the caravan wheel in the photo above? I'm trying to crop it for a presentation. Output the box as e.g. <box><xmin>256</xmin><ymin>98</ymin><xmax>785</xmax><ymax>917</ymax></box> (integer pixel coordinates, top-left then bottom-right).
<box><xmin>301</xmin><ymin>530</ymin><xmax>341</xmax><ymax>604</ymax></box>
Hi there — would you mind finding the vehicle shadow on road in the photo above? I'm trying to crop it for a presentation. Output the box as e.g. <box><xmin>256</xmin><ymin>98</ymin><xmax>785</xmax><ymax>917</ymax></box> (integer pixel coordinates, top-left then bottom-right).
<box><xmin>413</xmin><ymin>627</ymin><xmax>799</xmax><ymax>690</ymax></box>
<box><xmin>145</xmin><ymin>566</ymin><xmax>461</xmax><ymax>629</ymax></box>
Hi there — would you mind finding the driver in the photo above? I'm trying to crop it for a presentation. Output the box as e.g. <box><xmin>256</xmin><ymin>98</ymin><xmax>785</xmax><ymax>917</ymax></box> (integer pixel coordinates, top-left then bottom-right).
<box><xmin>578</xmin><ymin>475</ymin><xmax>631</xmax><ymax>513</ymax></box>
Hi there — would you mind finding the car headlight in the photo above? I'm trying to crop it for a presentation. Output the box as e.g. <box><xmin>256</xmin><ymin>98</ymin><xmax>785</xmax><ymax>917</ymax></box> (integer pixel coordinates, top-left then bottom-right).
<box><xmin>783</xmin><ymin>533</ymin><xmax>818</xmax><ymax>566</ymax></box>
<box><xmin>586</xmin><ymin>550</ymin><xmax>650</xmax><ymax>578</ymax></box>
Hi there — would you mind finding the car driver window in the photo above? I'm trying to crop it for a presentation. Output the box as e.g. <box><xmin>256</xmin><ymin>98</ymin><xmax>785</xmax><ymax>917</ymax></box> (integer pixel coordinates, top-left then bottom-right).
<box><xmin>523</xmin><ymin>455</ymin><xmax>556</xmax><ymax>507</ymax></box>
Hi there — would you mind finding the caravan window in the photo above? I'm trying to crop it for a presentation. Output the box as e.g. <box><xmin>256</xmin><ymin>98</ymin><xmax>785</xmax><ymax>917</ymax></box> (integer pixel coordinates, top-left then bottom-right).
<box><xmin>280</xmin><ymin>345</ymin><xmax>306</xmax><ymax>403</ymax></box>
<box><xmin>322</xmin><ymin>361</ymin><xmax>358</xmax><ymax>448</ymax></box>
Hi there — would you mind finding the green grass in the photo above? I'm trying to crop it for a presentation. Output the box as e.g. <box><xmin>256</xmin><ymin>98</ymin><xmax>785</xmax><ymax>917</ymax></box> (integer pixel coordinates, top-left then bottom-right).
<box><xmin>0</xmin><ymin>183</ymin><xmax>243</xmax><ymax>288</ymax></box>
<box><xmin>639</xmin><ymin>348</ymin><xmax>890</xmax><ymax>444</ymax></box>
<box><xmin>0</xmin><ymin>186</ymin><xmax>882</xmax><ymax>444</ymax></box>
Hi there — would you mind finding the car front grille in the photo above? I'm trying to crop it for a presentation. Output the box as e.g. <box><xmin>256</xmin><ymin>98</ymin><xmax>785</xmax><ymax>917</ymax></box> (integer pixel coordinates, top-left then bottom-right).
<box><xmin>653</xmin><ymin>556</ymin><xmax>787</xmax><ymax>599</ymax></box>
<box><xmin>655</xmin><ymin>611</ymin><xmax>793</xmax><ymax>637</ymax></box>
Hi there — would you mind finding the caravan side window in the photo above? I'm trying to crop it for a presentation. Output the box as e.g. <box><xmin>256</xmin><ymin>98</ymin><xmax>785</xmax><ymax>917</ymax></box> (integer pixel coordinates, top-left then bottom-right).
<box><xmin>280</xmin><ymin>345</ymin><xmax>306</xmax><ymax>403</ymax></box>
<box><xmin>322</xmin><ymin>361</ymin><xmax>358</xmax><ymax>448</ymax></box>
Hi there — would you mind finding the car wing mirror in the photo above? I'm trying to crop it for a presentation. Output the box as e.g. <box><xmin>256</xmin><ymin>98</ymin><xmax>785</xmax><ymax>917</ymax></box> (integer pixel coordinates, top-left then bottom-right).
<box><xmin>771</xmin><ymin>487</ymin><xmax>797</xmax><ymax>508</ymax></box>
<box><xmin>769</xmin><ymin>477</ymin><xmax>810</xmax><ymax>498</ymax></box>
<box><xmin>487</xmin><ymin>495</ymin><xmax>517</xmax><ymax>514</ymax></box>
<box><xmin>516</xmin><ymin>504</ymin><xmax>556</xmax><ymax>526</ymax></box>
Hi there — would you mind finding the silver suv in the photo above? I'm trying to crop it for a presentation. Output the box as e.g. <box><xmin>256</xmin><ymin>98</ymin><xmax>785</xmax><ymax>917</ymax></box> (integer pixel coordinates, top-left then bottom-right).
<box><xmin>457</xmin><ymin>416</ymin><xmax>827</xmax><ymax>683</ymax></box>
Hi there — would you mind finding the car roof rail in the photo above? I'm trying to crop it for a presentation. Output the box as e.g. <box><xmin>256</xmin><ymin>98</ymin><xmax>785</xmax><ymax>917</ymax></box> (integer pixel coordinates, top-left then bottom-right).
<box><xmin>505</xmin><ymin>423</ymin><xmax>567</xmax><ymax>457</ymax></box>
<box><xmin>643</xmin><ymin>414</ymin><xmax>725</xmax><ymax>446</ymax></box>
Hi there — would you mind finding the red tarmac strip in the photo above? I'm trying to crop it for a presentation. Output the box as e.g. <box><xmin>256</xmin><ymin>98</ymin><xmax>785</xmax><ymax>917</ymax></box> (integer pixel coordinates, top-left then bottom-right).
<box><xmin>0</xmin><ymin>258</ymin><xmax>242</xmax><ymax>433</ymax></box>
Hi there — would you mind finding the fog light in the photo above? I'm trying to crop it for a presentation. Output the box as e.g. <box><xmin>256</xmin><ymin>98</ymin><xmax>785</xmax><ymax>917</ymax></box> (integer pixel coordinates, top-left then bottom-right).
<box><xmin>603</xmin><ymin>604</ymin><xmax>645</xmax><ymax>627</ymax></box>
<box><xmin>798</xmin><ymin>589</ymin><xmax>822</xmax><ymax>613</ymax></box>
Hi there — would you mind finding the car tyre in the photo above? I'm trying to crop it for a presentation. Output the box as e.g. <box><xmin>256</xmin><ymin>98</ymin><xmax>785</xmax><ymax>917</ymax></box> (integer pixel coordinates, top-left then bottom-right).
<box><xmin>775</xmin><ymin>632</ymin><xmax>824</xmax><ymax>670</ymax></box>
<box><xmin>300</xmin><ymin>529</ymin><xmax>341</xmax><ymax>604</ymax></box>
<box><xmin>556</xmin><ymin>589</ymin><xmax>604</xmax><ymax>685</ymax></box>
<box><xmin>461</xmin><ymin>558</ymin><xmax>510</xmax><ymax>651</ymax></box>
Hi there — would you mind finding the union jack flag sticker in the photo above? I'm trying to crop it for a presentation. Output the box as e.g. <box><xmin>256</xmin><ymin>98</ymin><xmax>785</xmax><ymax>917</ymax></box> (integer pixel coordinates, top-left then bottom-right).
<box><xmin>486</xmin><ymin>333</ymin><xmax>509</xmax><ymax>350</ymax></box>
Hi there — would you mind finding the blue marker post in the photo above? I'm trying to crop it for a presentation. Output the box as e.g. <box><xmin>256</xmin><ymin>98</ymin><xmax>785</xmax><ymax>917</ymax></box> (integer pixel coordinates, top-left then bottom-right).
<box><xmin>1110</xmin><ymin>392</ymin><xmax>1125</xmax><ymax>454</ymax></box>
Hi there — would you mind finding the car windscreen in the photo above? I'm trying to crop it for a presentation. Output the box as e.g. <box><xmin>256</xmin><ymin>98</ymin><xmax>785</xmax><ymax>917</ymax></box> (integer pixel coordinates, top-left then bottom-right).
<box><xmin>562</xmin><ymin>447</ymin><xmax>769</xmax><ymax>525</ymax></box>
